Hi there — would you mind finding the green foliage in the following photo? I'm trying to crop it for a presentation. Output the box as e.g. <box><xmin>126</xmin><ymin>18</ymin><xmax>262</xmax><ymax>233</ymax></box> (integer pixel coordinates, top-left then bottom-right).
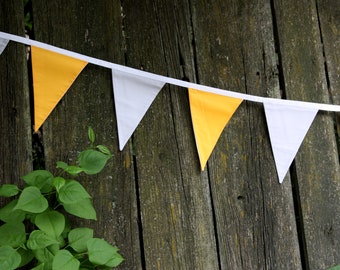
<box><xmin>88</xmin><ymin>126</ymin><xmax>96</xmax><ymax>145</ymax></box>
<box><xmin>0</xmin><ymin>246</ymin><xmax>22</xmax><ymax>270</ymax></box>
<box><xmin>87</xmin><ymin>238</ymin><xmax>124</xmax><ymax>268</ymax></box>
<box><xmin>328</xmin><ymin>265</ymin><xmax>340</xmax><ymax>270</ymax></box>
<box><xmin>0</xmin><ymin>128</ymin><xmax>123</xmax><ymax>269</ymax></box>
<box><xmin>78</xmin><ymin>149</ymin><xmax>111</xmax><ymax>175</ymax></box>
<box><xmin>14</xmin><ymin>186</ymin><xmax>49</xmax><ymax>213</ymax></box>
<box><xmin>0</xmin><ymin>184</ymin><xmax>19</xmax><ymax>197</ymax></box>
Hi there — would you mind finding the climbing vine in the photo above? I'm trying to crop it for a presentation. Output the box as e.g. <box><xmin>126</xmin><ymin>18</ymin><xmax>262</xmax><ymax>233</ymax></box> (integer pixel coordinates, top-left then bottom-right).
<box><xmin>0</xmin><ymin>128</ymin><xmax>123</xmax><ymax>269</ymax></box>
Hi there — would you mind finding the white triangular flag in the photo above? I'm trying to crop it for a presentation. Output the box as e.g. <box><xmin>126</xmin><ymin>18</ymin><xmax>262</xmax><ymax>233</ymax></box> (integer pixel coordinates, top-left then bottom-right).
<box><xmin>0</xmin><ymin>38</ymin><xmax>9</xmax><ymax>54</ymax></box>
<box><xmin>112</xmin><ymin>69</ymin><xmax>165</xmax><ymax>150</ymax></box>
<box><xmin>264</xmin><ymin>102</ymin><xmax>318</xmax><ymax>183</ymax></box>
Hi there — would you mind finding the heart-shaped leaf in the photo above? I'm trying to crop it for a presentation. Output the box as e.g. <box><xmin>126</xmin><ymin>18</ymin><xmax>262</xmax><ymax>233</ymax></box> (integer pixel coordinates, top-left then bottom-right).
<box><xmin>87</xmin><ymin>238</ymin><xmax>123</xmax><ymax>267</ymax></box>
<box><xmin>35</xmin><ymin>210</ymin><xmax>65</xmax><ymax>238</ymax></box>
<box><xmin>78</xmin><ymin>149</ymin><xmax>110</xmax><ymax>175</ymax></box>
<box><xmin>0</xmin><ymin>200</ymin><xmax>25</xmax><ymax>223</ymax></box>
<box><xmin>68</xmin><ymin>227</ymin><xmax>93</xmax><ymax>252</ymax></box>
<box><xmin>0</xmin><ymin>222</ymin><xmax>26</xmax><ymax>248</ymax></box>
<box><xmin>52</xmin><ymin>250</ymin><xmax>80</xmax><ymax>270</ymax></box>
<box><xmin>22</xmin><ymin>170</ymin><xmax>54</xmax><ymax>193</ymax></box>
<box><xmin>63</xmin><ymin>198</ymin><xmax>96</xmax><ymax>220</ymax></box>
<box><xmin>33</xmin><ymin>244</ymin><xmax>59</xmax><ymax>266</ymax></box>
<box><xmin>0</xmin><ymin>246</ymin><xmax>21</xmax><ymax>270</ymax></box>
<box><xmin>14</xmin><ymin>186</ymin><xmax>48</xmax><ymax>213</ymax></box>
<box><xmin>58</xmin><ymin>180</ymin><xmax>91</xmax><ymax>204</ymax></box>
<box><xmin>27</xmin><ymin>230</ymin><xmax>59</xmax><ymax>250</ymax></box>
<box><xmin>0</xmin><ymin>184</ymin><xmax>19</xmax><ymax>197</ymax></box>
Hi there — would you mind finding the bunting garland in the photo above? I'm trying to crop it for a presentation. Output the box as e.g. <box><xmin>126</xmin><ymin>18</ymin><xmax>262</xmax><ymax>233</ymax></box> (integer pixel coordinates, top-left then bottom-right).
<box><xmin>1</xmin><ymin>31</ymin><xmax>339</xmax><ymax>183</ymax></box>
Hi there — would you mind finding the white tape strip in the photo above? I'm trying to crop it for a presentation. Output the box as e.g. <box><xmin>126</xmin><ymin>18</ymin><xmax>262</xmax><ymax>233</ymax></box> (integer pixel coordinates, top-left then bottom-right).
<box><xmin>1</xmin><ymin>31</ymin><xmax>340</xmax><ymax>112</ymax></box>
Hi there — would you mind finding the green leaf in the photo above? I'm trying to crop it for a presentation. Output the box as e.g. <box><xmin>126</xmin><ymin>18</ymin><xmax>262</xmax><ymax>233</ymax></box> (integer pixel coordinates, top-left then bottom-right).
<box><xmin>53</xmin><ymin>177</ymin><xmax>66</xmax><ymax>193</ymax></box>
<box><xmin>0</xmin><ymin>200</ymin><xmax>26</xmax><ymax>223</ymax></box>
<box><xmin>78</xmin><ymin>149</ymin><xmax>111</xmax><ymax>175</ymax></box>
<box><xmin>96</xmin><ymin>145</ymin><xmax>112</xmax><ymax>156</ymax></box>
<box><xmin>0</xmin><ymin>246</ymin><xmax>21</xmax><ymax>270</ymax></box>
<box><xmin>57</xmin><ymin>235</ymin><xmax>66</xmax><ymax>248</ymax></box>
<box><xmin>14</xmin><ymin>186</ymin><xmax>48</xmax><ymax>213</ymax></box>
<box><xmin>105</xmin><ymin>253</ymin><xmax>125</xmax><ymax>268</ymax></box>
<box><xmin>58</xmin><ymin>180</ymin><xmax>91</xmax><ymax>204</ymax></box>
<box><xmin>0</xmin><ymin>184</ymin><xmax>19</xmax><ymax>197</ymax></box>
<box><xmin>35</xmin><ymin>210</ymin><xmax>65</xmax><ymax>238</ymax></box>
<box><xmin>56</xmin><ymin>161</ymin><xmax>68</xmax><ymax>170</ymax></box>
<box><xmin>0</xmin><ymin>222</ymin><xmax>26</xmax><ymax>248</ymax></box>
<box><xmin>57</xmin><ymin>162</ymin><xmax>84</xmax><ymax>176</ymax></box>
<box><xmin>63</xmin><ymin>198</ymin><xmax>97</xmax><ymax>220</ymax></box>
<box><xmin>27</xmin><ymin>230</ymin><xmax>59</xmax><ymax>250</ymax></box>
<box><xmin>64</xmin><ymin>166</ymin><xmax>84</xmax><ymax>176</ymax></box>
<box><xmin>87</xmin><ymin>238</ymin><xmax>123</xmax><ymax>267</ymax></box>
<box><xmin>22</xmin><ymin>170</ymin><xmax>54</xmax><ymax>193</ymax></box>
<box><xmin>328</xmin><ymin>266</ymin><xmax>340</xmax><ymax>270</ymax></box>
<box><xmin>33</xmin><ymin>244</ymin><xmax>59</xmax><ymax>266</ymax></box>
<box><xmin>68</xmin><ymin>227</ymin><xmax>93</xmax><ymax>252</ymax></box>
<box><xmin>52</xmin><ymin>250</ymin><xmax>80</xmax><ymax>270</ymax></box>
<box><xmin>17</xmin><ymin>247</ymin><xmax>35</xmax><ymax>267</ymax></box>
<box><xmin>88</xmin><ymin>127</ymin><xmax>95</xmax><ymax>143</ymax></box>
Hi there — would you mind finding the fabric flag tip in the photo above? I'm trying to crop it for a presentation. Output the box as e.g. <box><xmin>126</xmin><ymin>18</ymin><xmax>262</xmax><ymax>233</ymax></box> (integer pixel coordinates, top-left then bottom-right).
<box><xmin>31</xmin><ymin>46</ymin><xmax>88</xmax><ymax>131</ymax></box>
<box><xmin>112</xmin><ymin>69</ymin><xmax>165</xmax><ymax>150</ymax></box>
<box><xmin>189</xmin><ymin>88</ymin><xmax>243</xmax><ymax>170</ymax></box>
<box><xmin>264</xmin><ymin>102</ymin><xmax>318</xmax><ymax>184</ymax></box>
<box><xmin>0</xmin><ymin>38</ymin><xmax>9</xmax><ymax>55</ymax></box>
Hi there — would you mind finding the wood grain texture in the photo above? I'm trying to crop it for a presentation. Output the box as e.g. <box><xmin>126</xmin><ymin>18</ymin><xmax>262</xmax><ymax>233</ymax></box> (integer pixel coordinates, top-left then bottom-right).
<box><xmin>122</xmin><ymin>0</ymin><xmax>219</xmax><ymax>269</ymax></box>
<box><xmin>31</xmin><ymin>1</ymin><xmax>142</xmax><ymax>269</ymax></box>
<box><xmin>317</xmin><ymin>0</ymin><xmax>340</xmax><ymax>134</ymax></box>
<box><xmin>273</xmin><ymin>0</ymin><xmax>340</xmax><ymax>268</ymax></box>
<box><xmin>191</xmin><ymin>0</ymin><xmax>302</xmax><ymax>269</ymax></box>
<box><xmin>0</xmin><ymin>0</ymin><xmax>32</xmax><ymax>186</ymax></box>
<box><xmin>1</xmin><ymin>1</ymin><xmax>338</xmax><ymax>269</ymax></box>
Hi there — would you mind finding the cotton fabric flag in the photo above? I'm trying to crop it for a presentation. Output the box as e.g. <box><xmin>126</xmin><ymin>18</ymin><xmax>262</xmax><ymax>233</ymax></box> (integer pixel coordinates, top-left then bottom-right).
<box><xmin>31</xmin><ymin>46</ymin><xmax>88</xmax><ymax>131</ymax></box>
<box><xmin>112</xmin><ymin>69</ymin><xmax>165</xmax><ymax>150</ymax></box>
<box><xmin>188</xmin><ymin>88</ymin><xmax>243</xmax><ymax>170</ymax></box>
<box><xmin>0</xmin><ymin>38</ymin><xmax>9</xmax><ymax>54</ymax></box>
<box><xmin>264</xmin><ymin>102</ymin><xmax>318</xmax><ymax>183</ymax></box>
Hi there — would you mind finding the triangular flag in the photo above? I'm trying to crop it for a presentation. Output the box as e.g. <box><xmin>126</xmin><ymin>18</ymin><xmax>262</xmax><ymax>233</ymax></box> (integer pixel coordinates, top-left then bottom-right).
<box><xmin>31</xmin><ymin>46</ymin><xmax>88</xmax><ymax>131</ymax></box>
<box><xmin>264</xmin><ymin>102</ymin><xmax>318</xmax><ymax>183</ymax></box>
<box><xmin>0</xmin><ymin>38</ymin><xmax>9</xmax><ymax>54</ymax></box>
<box><xmin>188</xmin><ymin>88</ymin><xmax>243</xmax><ymax>170</ymax></box>
<box><xmin>112</xmin><ymin>69</ymin><xmax>165</xmax><ymax>150</ymax></box>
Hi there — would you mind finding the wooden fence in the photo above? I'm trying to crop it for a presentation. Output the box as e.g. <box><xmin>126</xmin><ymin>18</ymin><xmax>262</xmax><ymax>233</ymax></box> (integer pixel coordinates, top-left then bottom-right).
<box><xmin>1</xmin><ymin>0</ymin><xmax>340</xmax><ymax>269</ymax></box>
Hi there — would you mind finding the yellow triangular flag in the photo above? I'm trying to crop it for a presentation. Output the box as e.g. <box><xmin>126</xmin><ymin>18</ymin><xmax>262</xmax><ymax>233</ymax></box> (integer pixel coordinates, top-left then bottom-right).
<box><xmin>188</xmin><ymin>88</ymin><xmax>243</xmax><ymax>170</ymax></box>
<box><xmin>31</xmin><ymin>46</ymin><xmax>88</xmax><ymax>131</ymax></box>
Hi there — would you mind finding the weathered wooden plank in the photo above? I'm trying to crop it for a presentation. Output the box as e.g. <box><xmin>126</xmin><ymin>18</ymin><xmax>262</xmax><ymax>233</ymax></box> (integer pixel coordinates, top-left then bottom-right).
<box><xmin>122</xmin><ymin>0</ymin><xmax>219</xmax><ymax>269</ymax></box>
<box><xmin>0</xmin><ymin>1</ymin><xmax>32</xmax><ymax>186</ymax></box>
<box><xmin>317</xmin><ymin>0</ymin><xmax>340</xmax><ymax>131</ymax></box>
<box><xmin>191</xmin><ymin>0</ymin><xmax>302</xmax><ymax>269</ymax></box>
<box><xmin>315</xmin><ymin>0</ymin><xmax>340</xmax><ymax>268</ymax></box>
<box><xmin>5</xmin><ymin>1</ymin><xmax>337</xmax><ymax>269</ymax></box>
<box><xmin>273</xmin><ymin>0</ymin><xmax>340</xmax><ymax>269</ymax></box>
<box><xmin>31</xmin><ymin>1</ymin><xmax>142</xmax><ymax>269</ymax></box>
